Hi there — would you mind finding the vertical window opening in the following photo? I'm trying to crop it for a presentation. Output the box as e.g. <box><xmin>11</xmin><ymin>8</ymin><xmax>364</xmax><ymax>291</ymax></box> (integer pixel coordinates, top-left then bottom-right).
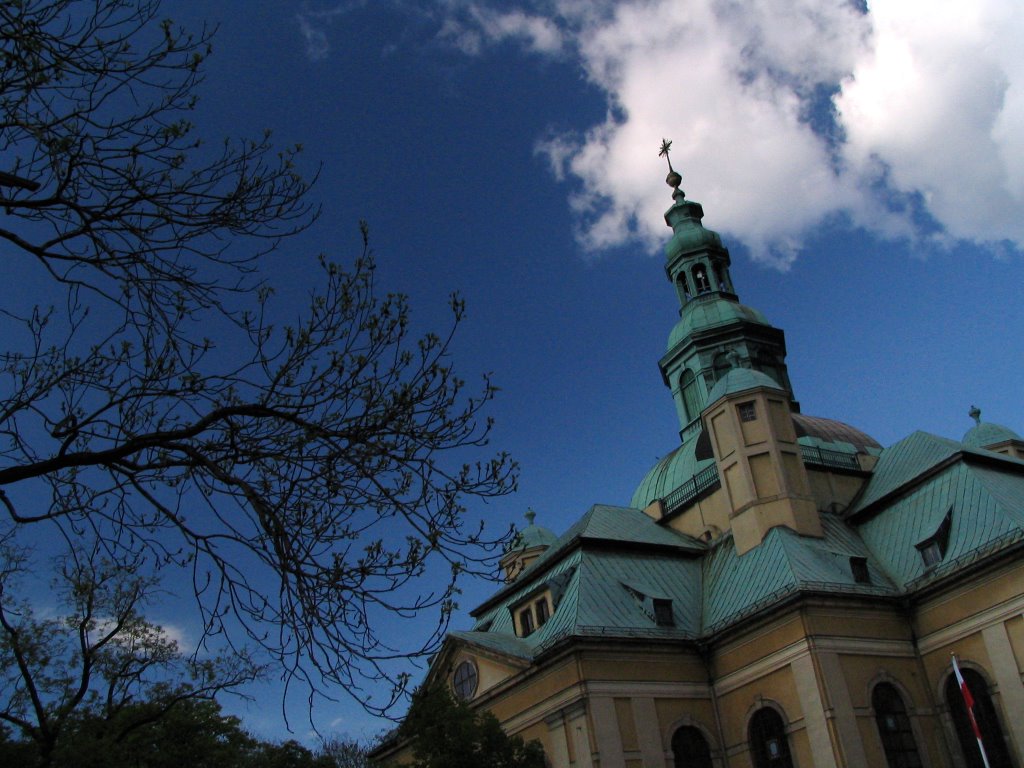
<box><xmin>944</xmin><ymin>668</ymin><xmax>1014</xmax><ymax>768</ymax></box>
<box><xmin>653</xmin><ymin>599</ymin><xmax>674</xmax><ymax>627</ymax></box>
<box><xmin>693</xmin><ymin>265</ymin><xmax>711</xmax><ymax>293</ymax></box>
<box><xmin>535</xmin><ymin>598</ymin><xmax>550</xmax><ymax>626</ymax></box>
<box><xmin>872</xmin><ymin>683</ymin><xmax>923</xmax><ymax>768</ymax></box>
<box><xmin>749</xmin><ymin>708</ymin><xmax>794</xmax><ymax>768</ymax></box>
<box><xmin>672</xmin><ymin>726</ymin><xmax>713</xmax><ymax>768</ymax></box>
<box><xmin>681</xmin><ymin>370</ymin><xmax>701</xmax><ymax>422</ymax></box>
<box><xmin>518</xmin><ymin>607</ymin><xmax>535</xmax><ymax>637</ymax></box>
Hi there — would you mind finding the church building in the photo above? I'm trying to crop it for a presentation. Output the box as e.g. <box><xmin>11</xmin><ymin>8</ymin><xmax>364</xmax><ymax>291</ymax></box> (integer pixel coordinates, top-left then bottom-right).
<box><xmin>375</xmin><ymin>165</ymin><xmax>1024</xmax><ymax>768</ymax></box>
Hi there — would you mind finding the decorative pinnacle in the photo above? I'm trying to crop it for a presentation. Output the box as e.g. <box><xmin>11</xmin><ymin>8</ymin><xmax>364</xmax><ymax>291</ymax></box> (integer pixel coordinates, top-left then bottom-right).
<box><xmin>525</xmin><ymin>508</ymin><xmax>536</xmax><ymax>525</ymax></box>
<box><xmin>969</xmin><ymin>405</ymin><xmax>981</xmax><ymax>425</ymax></box>
<box><xmin>659</xmin><ymin>138</ymin><xmax>683</xmax><ymax>193</ymax></box>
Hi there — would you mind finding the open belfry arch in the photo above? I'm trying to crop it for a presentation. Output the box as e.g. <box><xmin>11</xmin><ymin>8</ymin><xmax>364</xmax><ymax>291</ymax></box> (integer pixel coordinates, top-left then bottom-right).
<box><xmin>374</xmin><ymin>145</ymin><xmax>1024</xmax><ymax>768</ymax></box>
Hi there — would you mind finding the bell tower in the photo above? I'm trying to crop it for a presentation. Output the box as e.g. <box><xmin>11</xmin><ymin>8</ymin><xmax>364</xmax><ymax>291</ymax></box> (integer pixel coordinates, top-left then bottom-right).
<box><xmin>656</xmin><ymin>141</ymin><xmax>795</xmax><ymax>441</ymax></box>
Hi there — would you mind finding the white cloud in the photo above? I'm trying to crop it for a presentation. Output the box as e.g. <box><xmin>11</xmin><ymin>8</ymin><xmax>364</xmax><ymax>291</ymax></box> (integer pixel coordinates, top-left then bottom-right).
<box><xmin>296</xmin><ymin>3</ymin><xmax>359</xmax><ymax>61</ymax></box>
<box><xmin>441</xmin><ymin>0</ymin><xmax>1024</xmax><ymax>264</ymax></box>
<box><xmin>439</xmin><ymin>5</ymin><xmax>564</xmax><ymax>55</ymax></box>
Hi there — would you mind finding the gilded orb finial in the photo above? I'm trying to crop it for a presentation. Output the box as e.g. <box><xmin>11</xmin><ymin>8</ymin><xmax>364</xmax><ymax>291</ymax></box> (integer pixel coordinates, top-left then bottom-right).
<box><xmin>659</xmin><ymin>138</ymin><xmax>683</xmax><ymax>193</ymax></box>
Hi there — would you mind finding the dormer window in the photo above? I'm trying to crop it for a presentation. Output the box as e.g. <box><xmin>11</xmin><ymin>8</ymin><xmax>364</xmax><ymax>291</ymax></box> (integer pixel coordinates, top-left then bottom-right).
<box><xmin>518</xmin><ymin>606</ymin><xmax>535</xmax><ymax>637</ymax></box>
<box><xmin>653</xmin><ymin>599</ymin><xmax>675</xmax><ymax>627</ymax></box>
<box><xmin>850</xmin><ymin>556</ymin><xmax>870</xmax><ymax>584</ymax></box>
<box><xmin>512</xmin><ymin>590</ymin><xmax>557</xmax><ymax>637</ymax></box>
<box><xmin>535</xmin><ymin>597</ymin><xmax>550</xmax><ymax>626</ymax></box>
<box><xmin>919</xmin><ymin>541</ymin><xmax>942</xmax><ymax>568</ymax></box>
<box><xmin>916</xmin><ymin>508</ymin><xmax>952</xmax><ymax>569</ymax></box>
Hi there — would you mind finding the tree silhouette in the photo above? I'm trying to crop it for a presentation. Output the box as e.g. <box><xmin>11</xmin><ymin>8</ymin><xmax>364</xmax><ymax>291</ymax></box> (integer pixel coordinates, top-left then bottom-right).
<box><xmin>0</xmin><ymin>0</ymin><xmax>517</xmax><ymax>716</ymax></box>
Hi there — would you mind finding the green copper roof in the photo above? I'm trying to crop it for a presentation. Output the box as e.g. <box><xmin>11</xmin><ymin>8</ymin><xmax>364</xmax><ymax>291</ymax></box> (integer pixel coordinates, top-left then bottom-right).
<box><xmin>508</xmin><ymin>523</ymin><xmax>557</xmax><ymax>551</ymax></box>
<box><xmin>630</xmin><ymin>435</ymin><xmax>714</xmax><ymax>510</ymax></box>
<box><xmin>667</xmin><ymin>296</ymin><xmax>771</xmax><ymax>352</ymax></box>
<box><xmin>702</xmin><ymin>513</ymin><xmax>896</xmax><ymax>632</ymax></box>
<box><xmin>848</xmin><ymin>431</ymin><xmax>963</xmax><ymax>515</ymax></box>
<box><xmin>663</xmin><ymin>197</ymin><xmax>723</xmax><ymax>258</ymax></box>
<box><xmin>447</xmin><ymin>630</ymin><xmax>534</xmax><ymax>660</ymax></box>
<box><xmin>706</xmin><ymin>367</ymin><xmax>783</xmax><ymax>405</ymax></box>
<box><xmin>963</xmin><ymin>421</ymin><xmax>1021</xmax><ymax>449</ymax></box>
<box><xmin>855</xmin><ymin>460</ymin><xmax>1024</xmax><ymax>588</ymax></box>
<box><xmin>474</xmin><ymin>505</ymin><xmax>704</xmax><ymax>618</ymax></box>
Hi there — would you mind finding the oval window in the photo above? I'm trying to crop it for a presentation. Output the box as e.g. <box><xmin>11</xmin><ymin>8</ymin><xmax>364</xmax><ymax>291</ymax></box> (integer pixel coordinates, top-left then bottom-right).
<box><xmin>452</xmin><ymin>660</ymin><xmax>478</xmax><ymax>700</ymax></box>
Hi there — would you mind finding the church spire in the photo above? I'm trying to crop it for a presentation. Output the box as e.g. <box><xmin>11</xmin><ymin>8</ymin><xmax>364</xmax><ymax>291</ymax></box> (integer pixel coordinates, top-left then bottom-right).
<box><xmin>654</xmin><ymin>143</ymin><xmax>795</xmax><ymax>438</ymax></box>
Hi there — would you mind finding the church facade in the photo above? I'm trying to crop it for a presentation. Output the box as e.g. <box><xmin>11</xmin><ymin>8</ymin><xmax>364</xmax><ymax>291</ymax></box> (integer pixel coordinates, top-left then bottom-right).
<box><xmin>376</xmin><ymin>176</ymin><xmax>1024</xmax><ymax>768</ymax></box>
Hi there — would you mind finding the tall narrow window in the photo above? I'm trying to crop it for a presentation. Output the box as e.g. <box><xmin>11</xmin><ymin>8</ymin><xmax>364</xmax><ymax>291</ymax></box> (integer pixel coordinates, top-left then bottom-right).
<box><xmin>692</xmin><ymin>265</ymin><xmax>711</xmax><ymax>293</ymax></box>
<box><xmin>681</xmin><ymin>370</ymin><xmax>701</xmax><ymax>423</ymax></box>
<box><xmin>944</xmin><ymin>668</ymin><xmax>1014</xmax><ymax>768</ymax></box>
<box><xmin>677</xmin><ymin>273</ymin><xmax>691</xmax><ymax>300</ymax></box>
<box><xmin>672</xmin><ymin>726</ymin><xmax>713</xmax><ymax>768</ymax></box>
<box><xmin>850</xmin><ymin>556</ymin><xmax>871</xmax><ymax>584</ymax></box>
<box><xmin>872</xmin><ymin>683</ymin><xmax>923</xmax><ymax>768</ymax></box>
<box><xmin>653</xmin><ymin>599</ymin><xmax>674</xmax><ymax>627</ymax></box>
<box><xmin>535</xmin><ymin>598</ymin><xmax>550</xmax><ymax>626</ymax></box>
<box><xmin>518</xmin><ymin>607</ymin><xmax>535</xmax><ymax>637</ymax></box>
<box><xmin>749</xmin><ymin>708</ymin><xmax>794</xmax><ymax>768</ymax></box>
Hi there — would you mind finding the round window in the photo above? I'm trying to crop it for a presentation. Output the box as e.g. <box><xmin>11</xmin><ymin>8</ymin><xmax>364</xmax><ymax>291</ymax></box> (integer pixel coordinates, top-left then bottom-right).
<box><xmin>452</xmin><ymin>660</ymin><xmax>478</xmax><ymax>700</ymax></box>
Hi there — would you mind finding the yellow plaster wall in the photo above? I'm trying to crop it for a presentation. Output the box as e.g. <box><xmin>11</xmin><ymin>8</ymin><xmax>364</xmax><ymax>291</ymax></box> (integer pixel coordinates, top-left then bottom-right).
<box><xmin>653</xmin><ymin>697</ymin><xmax>718</xmax><ymax>747</ymax></box>
<box><xmin>739</xmin><ymin>403</ymin><xmax>769</xmax><ymax>445</ymax></box>
<box><xmin>614</xmin><ymin>698</ymin><xmax>638</xmax><ymax>751</ymax></box>
<box><xmin>1007</xmin><ymin>614</ymin><xmax>1024</xmax><ymax>673</ymax></box>
<box><xmin>805</xmin><ymin>468</ymin><xmax>866</xmax><ymax>514</ymax></box>
<box><xmin>749</xmin><ymin>452</ymin><xmax>780</xmax><ymax>497</ymax></box>
<box><xmin>713</xmin><ymin>614</ymin><xmax>805</xmax><ymax>677</ymax></box>
<box><xmin>914</xmin><ymin>564</ymin><xmax>1024</xmax><ymax>636</ymax></box>
<box><xmin>470</xmin><ymin>654</ymin><xmax>523</xmax><ymax>695</ymax></box>
<box><xmin>580</xmin><ymin>648</ymin><xmax>706</xmax><ymax>684</ymax></box>
<box><xmin>663</xmin><ymin>485</ymin><xmax>732</xmax><ymax>541</ymax></box>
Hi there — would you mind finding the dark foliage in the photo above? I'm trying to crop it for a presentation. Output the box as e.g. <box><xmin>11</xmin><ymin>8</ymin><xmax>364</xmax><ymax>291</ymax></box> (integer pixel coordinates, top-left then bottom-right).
<box><xmin>395</xmin><ymin>685</ymin><xmax>546</xmax><ymax>768</ymax></box>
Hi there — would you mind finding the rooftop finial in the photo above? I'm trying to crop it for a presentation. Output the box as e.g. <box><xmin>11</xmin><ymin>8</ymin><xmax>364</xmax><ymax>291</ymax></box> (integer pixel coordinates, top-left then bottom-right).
<box><xmin>659</xmin><ymin>138</ymin><xmax>683</xmax><ymax>195</ymax></box>
<box><xmin>969</xmin><ymin>405</ymin><xmax>982</xmax><ymax>425</ymax></box>
<box><xmin>525</xmin><ymin>508</ymin><xmax>536</xmax><ymax>525</ymax></box>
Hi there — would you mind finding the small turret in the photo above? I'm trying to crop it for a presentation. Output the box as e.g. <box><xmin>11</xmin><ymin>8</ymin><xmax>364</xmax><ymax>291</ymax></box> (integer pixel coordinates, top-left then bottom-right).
<box><xmin>500</xmin><ymin>509</ymin><xmax>557</xmax><ymax>582</ymax></box>
<box><xmin>962</xmin><ymin>406</ymin><xmax>1024</xmax><ymax>459</ymax></box>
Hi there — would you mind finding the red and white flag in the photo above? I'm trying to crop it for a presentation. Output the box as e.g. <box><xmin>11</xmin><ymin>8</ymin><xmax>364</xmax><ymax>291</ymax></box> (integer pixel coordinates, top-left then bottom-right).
<box><xmin>951</xmin><ymin>653</ymin><xmax>991</xmax><ymax>768</ymax></box>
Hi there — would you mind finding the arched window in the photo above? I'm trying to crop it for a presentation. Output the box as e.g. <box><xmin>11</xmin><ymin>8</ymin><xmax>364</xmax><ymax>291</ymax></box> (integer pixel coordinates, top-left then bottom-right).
<box><xmin>713</xmin><ymin>352</ymin><xmax>731</xmax><ymax>382</ymax></box>
<box><xmin>749</xmin><ymin>707</ymin><xmax>794</xmax><ymax>768</ymax></box>
<box><xmin>672</xmin><ymin>725</ymin><xmax>713</xmax><ymax>768</ymax></box>
<box><xmin>944</xmin><ymin>668</ymin><xmax>1014</xmax><ymax>768</ymax></box>
<box><xmin>677</xmin><ymin>273</ymin><xmax>691</xmax><ymax>300</ymax></box>
<box><xmin>692</xmin><ymin>265</ymin><xmax>711</xmax><ymax>293</ymax></box>
<box><xmin>680</xmin><ymin>370</ymin><xmax>701</xmax><ymax>423</ymax></box>
<box><xmin>872</xmin><ymin>683</ymin><xmax>923</xmax><ymax>768</ymax></box>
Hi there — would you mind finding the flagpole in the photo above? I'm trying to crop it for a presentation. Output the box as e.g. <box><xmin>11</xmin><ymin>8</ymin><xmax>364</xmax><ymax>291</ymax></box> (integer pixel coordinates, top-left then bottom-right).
<box><xmin>951</xmin><ymin>653</ymin><xmax>992</xmax><ymax>768</ymax></box>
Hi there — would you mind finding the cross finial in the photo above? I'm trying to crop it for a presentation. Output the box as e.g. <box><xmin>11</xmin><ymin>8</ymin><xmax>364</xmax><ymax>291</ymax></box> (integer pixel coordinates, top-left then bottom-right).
<box><xmin>969</xmin><ymin>405</ymin><xmax>981</xmax><ymax>425</ymax></box>
<box><xmin>525</xmin><ymin>508</ymin><xmax>536</xmax><ymax>525</ymax></box>
<box><xmin>659</xmin><ymin>138</ymin><xmax>683</xmax><ymax>193</ymax></box>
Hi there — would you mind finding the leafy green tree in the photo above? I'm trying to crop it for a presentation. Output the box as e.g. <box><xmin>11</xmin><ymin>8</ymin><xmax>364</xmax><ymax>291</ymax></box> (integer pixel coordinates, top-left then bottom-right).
<box><xmin>396</xmin><ymin>685</ymin><xmax>546</xmax><ymax>768</ymax></box>
<box><xmin>0</xmin><ymin>0</ymin><xmax>516</xmax><ymax>718</ymax></box>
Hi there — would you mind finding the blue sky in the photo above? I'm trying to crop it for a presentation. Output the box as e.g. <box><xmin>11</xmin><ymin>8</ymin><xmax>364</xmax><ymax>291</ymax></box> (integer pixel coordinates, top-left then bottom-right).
<box><xmin>26</xmin><ymin>0</ymin><xmax>1024</xmax><ymax>746</ymax></box>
